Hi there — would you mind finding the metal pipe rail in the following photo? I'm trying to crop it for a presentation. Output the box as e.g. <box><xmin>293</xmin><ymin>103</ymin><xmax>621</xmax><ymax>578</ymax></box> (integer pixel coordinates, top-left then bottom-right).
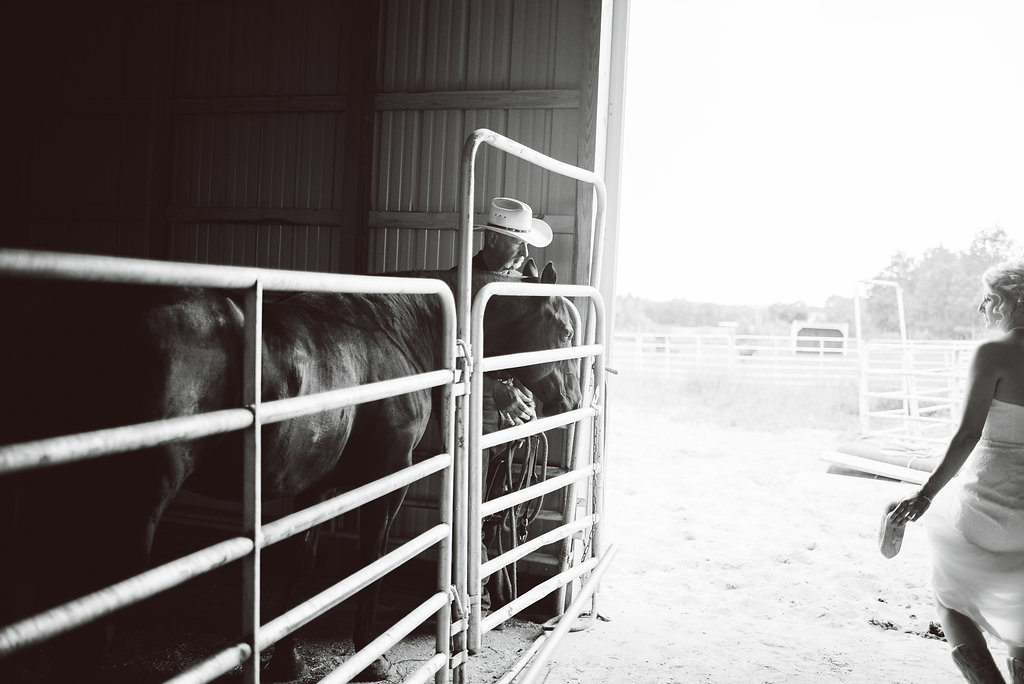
<box><xmin>262</xmin><ymin>454</ymin><xmax>450</xmax><ymax>547</ymax></box>
<box><xmin>480</xmin><ymin>408</ymin><xmax>598</xmax><ymax>450</ymax></box>
<box><xmin>480</xmin><ymin>556</ymin><xmax>600</xmax><ymax>634</ymax></box>
<box><xmin>0</xmin><ymin>536</ymin><xmax>254</xmax><ymax>655</ymax></box>
<box><xmin>319</xmin><ymin>593</ymin><xmax>450</xmax><ymax>684</ymax></box>
<box><xmin>468</xmin><ymin>281</ymin><xmax>607</xmax><ymax>655</ymax></box>
<box><xmin>0</xmin><ymin>250</ymin><xmax>458</xmax><ymax>684</ymax></box>
<box><xmin>456</xmin><ymin>130</ymin><xmax>608</xmax><ymax>334</ymax></box>
<box><xmin>865</xmin><ymin>367</ymin><xmax>968</xmax><ymax>378</ymax></box>
<box><xmin>404</xmin><ymin>653</ymin><xmax>450</xmax><ymax>684</ymax></box>
<box><xmin>0</xmin><ymin>409</ymin><xmax>254</xmax><ymax>474</ymax></box>
<box><xmin>257</xmin><ymin>526</ymin><xmax>449</xmax><ymax>650</ymax></box>
<box><xmin>480</xmin><ymin>465</ymin><xmax>601</xmax><ymax>519</ymax></box>
<box><xmin>480</xmin><ymin>515</ymin><xmax>598</xmax><ymax>580</ymax></box>
<box><xmin>866</xmin><ymin>411</ymin><xmax>957</xmax><ymax>423</ymax></box>
<box><xmin>0</xmin><ymin>249</ymin><xmax>453</xmax><ymax>295</ymax></box>
<box><xmin>165</xmin><ymin>643</ymin><xmax>254</xmax><ymax>684</ymax></box>
<box><xmin>864</xmin><ymin>390</ymin><xmax>959</xmax><ymax>402</ymax></box>
<box><xmin>516</xmin><ymin>544</ymin><xmax>620</xmax><ymax>684</ymax></box>
<box><xmin>0</xmin><ymin>374</ymin><xmax>454</xmax><ymax>476</ymax></box>
<box><xmin>483</xmin><ymin>344</ymin><xmax>605</xmax><ymax>370</ymax></box>
<box><xmin>455</xmin><ymin>128</ymin><xmax>610</xmax><ymax>682</ymax></box>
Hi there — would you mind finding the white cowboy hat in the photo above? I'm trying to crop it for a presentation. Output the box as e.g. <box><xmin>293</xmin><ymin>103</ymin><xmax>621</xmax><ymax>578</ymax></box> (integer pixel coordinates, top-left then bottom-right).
<box><xmin>476</xmin><ymin>197</ymin><xmax>553</xmax><ymax>248</ymax></box>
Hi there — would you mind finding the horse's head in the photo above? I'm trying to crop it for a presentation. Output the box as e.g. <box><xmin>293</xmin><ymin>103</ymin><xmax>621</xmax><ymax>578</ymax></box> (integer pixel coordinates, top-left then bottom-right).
<box><xmin>481</xmin><ymin>262</ymin><xmax>583</xmax><ymax>417</ymax></box>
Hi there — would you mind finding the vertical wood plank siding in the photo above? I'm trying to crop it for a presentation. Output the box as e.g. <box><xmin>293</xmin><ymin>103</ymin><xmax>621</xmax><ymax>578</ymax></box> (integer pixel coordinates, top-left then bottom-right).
<box><xmin>167</xmin><ymin>0</ymin><xmax>354</xmax><ymax>272</ymax></box>
<box><xmin>371</xmin><ymin>0</ymin><xmax>593</xmax><ymax>279</ymax></box>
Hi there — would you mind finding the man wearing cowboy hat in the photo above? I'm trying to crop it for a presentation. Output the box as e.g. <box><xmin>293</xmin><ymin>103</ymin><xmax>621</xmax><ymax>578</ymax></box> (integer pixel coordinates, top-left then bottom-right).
<box><xmin>472</xmin><ymin>197</ymin><xmax>552</xmax><ymax>616</ymax></box>
<box><xmin>470</xmin><ymin>196</ymin><xmax>553</xmax><ymax>429</ymax></box>
<box><xmin>473</xmin><ymin>196</ymin><xmax>553</xmax><ymax>275</ymax></box>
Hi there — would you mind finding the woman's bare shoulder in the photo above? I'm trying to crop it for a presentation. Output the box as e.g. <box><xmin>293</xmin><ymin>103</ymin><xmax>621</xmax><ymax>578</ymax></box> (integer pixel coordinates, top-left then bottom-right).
<box><xmin>975</xmin><ymin>335</ymin><xmax>1022</xmax><ymax>357</ymax></box>
<box><xmin>975</xmin><ymin>335</ymin><xmax>1024</xmax><ymax>389</ymax></box>
<box><xmin>967</xmin><ymin>338</ymin><xmax>1022</xmax><ymax>382</ymax></box>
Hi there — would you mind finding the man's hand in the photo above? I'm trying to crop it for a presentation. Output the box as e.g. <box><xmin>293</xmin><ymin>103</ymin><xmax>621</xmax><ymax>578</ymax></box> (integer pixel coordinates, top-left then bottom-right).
<box><xmin>493</xmin><ymin>380</ymin><xmax>536</xmax><ymax>427</ymax></box>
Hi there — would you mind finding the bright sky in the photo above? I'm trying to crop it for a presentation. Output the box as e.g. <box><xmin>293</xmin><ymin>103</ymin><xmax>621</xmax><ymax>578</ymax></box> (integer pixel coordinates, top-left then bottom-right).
<box><xmin>615</xmin><ymin>0</ymin><xmax>1024</xmax><ymax>306</ymax></box>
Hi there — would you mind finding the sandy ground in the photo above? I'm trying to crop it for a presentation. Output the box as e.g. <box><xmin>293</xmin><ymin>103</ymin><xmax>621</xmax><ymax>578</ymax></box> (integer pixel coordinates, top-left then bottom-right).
<box><xmin>512</xmin><ymin>379</ymin><xmax>1010</xmax><ymax>684</ymax></box>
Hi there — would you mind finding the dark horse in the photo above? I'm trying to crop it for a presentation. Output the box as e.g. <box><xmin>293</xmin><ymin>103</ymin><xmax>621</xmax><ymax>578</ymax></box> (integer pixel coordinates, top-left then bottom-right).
<box><xmin>0</xmin><ymin>263</ymin><xmax>580</xmax><ymax>682</ymax></box>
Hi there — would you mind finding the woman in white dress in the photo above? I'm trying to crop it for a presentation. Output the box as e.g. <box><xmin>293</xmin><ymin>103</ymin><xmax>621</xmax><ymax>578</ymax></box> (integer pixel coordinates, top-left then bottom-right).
<box><xmin>891</xmin><ymin>259</ymin><xmax>1024</xmax><ymax>684</ymax></box>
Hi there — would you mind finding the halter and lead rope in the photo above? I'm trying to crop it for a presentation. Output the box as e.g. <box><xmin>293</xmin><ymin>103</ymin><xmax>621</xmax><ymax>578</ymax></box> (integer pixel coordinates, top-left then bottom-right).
<box><xmin>483</xmin><ymin>382</ymin><xmax>550</xmax><ymax>605</ymax></box>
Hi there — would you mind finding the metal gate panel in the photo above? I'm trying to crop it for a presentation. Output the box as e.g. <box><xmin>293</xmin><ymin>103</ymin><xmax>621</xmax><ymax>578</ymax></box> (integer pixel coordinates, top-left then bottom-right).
<box><xmin>451</xmin><ymin>128</ymin><xmax>616</xmax><ymax>684</ymax></box>
<box><xmin>468</xmin><ymin>281</ymin><xmax>607</xmax><ymax>649</ymax></box>
<box><xmin>0</xmin><ymin>250</ymin><xmax>458</xmax><ymax>684</ymax></box>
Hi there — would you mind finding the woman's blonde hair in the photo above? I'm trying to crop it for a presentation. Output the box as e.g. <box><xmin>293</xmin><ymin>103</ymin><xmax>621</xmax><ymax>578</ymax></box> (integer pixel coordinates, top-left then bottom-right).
<box><xmin>982</xmin><ymin>259</ymin><xmax>1024</xmax><ymax>325</ymax></box>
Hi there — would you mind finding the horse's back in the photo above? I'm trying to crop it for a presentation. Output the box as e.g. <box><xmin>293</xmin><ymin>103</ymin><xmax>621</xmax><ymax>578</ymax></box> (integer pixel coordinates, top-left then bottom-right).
<box><xmin>256</xmin><ymin>292</ymin><xmax>437</xmax><ymax>495</ymax></box>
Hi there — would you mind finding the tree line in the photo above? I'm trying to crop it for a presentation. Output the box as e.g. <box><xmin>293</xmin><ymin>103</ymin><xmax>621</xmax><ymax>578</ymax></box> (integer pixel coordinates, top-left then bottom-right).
<box><xmin>615</xmin><ymin>227</ymin><xmax>1019</xmax><ymax>340</ymax></box>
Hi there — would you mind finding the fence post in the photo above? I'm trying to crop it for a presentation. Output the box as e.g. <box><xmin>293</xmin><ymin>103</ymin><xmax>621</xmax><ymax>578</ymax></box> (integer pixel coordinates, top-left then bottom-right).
<box><xmin>818</xmin><ymin>337</ymin><xmax>825</xmax><ymax>379</ymax></box>
<box><xmin>242</xmin><ymin>281</ymin><xmax>263</xmax><ymax>684</ymax></box>
<box><xmin>728</xmin><ymin>335</ymin><xmax>737</xmax><ymax>375</ymax></box>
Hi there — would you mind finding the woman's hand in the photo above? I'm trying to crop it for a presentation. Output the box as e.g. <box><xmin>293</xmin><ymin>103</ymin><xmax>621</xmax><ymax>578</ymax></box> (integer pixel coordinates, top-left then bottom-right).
<box><xmin>889</xmin><ymin>491</ymin><xmax>933</xmax><ymax>525</ymax></box>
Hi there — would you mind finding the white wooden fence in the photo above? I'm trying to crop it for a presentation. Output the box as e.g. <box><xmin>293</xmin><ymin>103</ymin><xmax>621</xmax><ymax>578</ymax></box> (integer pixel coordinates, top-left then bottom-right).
<box><xmin>611</xmin><ymin>332</ymin><xmax>863</xmax><ymax>384</ymax></box>
<box><xmin>613</xmin><ymin>331</ymin><xmax>980</xmax><ymax>447</ymax></box>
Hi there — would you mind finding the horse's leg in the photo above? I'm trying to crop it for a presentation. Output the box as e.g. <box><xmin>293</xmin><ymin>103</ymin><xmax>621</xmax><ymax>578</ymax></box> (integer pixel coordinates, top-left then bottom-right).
<box><xmin>263</xmin><ymin>489</ymin><xmax>334</xmax><ymax>682</ymax></box>
<box><xmin>350</xmin><ymin>485</ymin><xmax>408</xmax><ymax>682</ymax></box>
<box><xmin>265</xmin><ymin>484</ymin><xmax>407</xmax><ymax>683</ymax></box>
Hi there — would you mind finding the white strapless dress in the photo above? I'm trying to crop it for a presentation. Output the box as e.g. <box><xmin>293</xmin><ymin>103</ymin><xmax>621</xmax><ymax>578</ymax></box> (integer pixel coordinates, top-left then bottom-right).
<box><xmin>924</xmin><ymin>398</ymin><xmax>1024</xmax><ymax>647</ymax></box>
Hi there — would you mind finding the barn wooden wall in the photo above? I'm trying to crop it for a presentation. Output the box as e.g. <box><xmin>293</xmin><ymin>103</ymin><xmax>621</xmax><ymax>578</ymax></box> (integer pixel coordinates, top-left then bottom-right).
<box><xmin>163</xmin><ymin>0</ymin><xmax>368</xmax><ymax>274</ymax></box>
<box><xmin>6</xmin><ymin>0</ymin><xmax>605</xmax><ymax>285</ymax></box>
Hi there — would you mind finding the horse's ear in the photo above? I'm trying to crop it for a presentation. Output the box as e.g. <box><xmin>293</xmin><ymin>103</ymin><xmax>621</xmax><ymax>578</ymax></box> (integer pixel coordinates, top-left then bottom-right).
<box><xmin>521</xmin><ymin>258</ymin><xmax>539</xmax><ymax>280</ymax></box>
<box><xmin>541</xmin><ymin>261</ymin><xmax>557</xmax><ymax>284</ymax></box>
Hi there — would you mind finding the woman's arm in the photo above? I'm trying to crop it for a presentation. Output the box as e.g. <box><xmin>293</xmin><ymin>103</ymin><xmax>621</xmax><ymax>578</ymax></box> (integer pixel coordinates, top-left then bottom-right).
<box><xmin>890</xmin><ymin>341</ymin><xmax>1002</xmax><ymax>524</ymax></box>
